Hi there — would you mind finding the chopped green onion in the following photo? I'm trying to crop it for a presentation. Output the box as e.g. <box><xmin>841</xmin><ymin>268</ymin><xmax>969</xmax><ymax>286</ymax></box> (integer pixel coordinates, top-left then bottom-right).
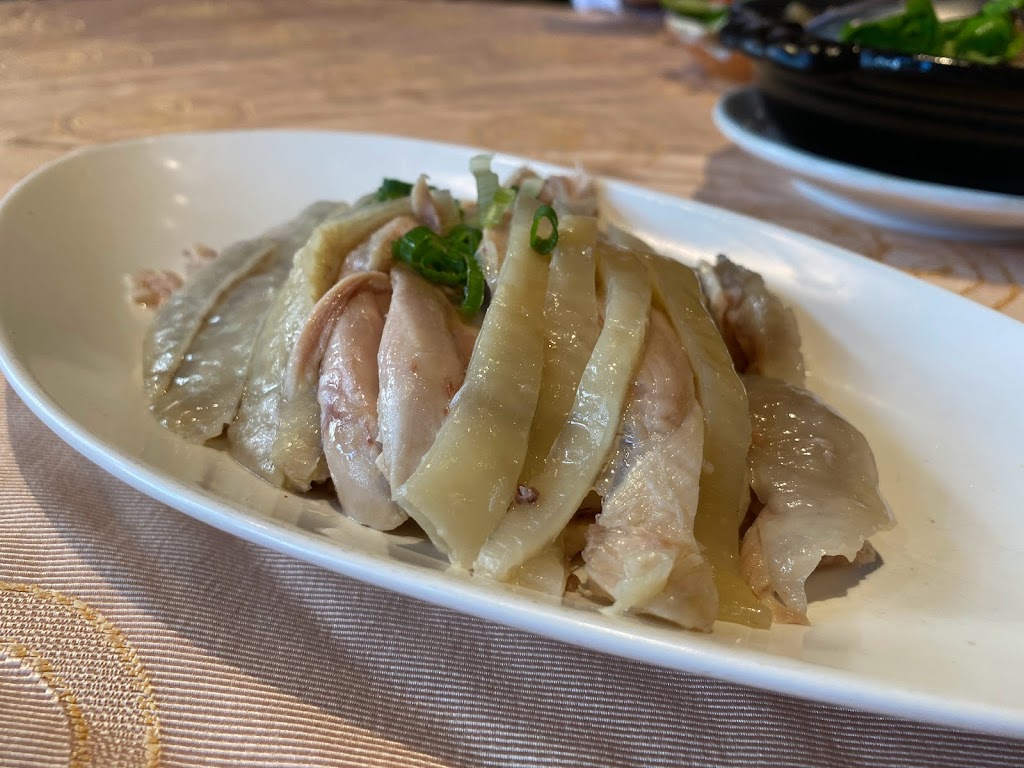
<box><xmin>461</xmin><ymin>247</ymin><xmax>486</xmax><ymax>316</ymax></box>
<box><xmin>840</xmin><ymin>0</ymin><xmax>1024</xmax><ymax>62</ymax></box>
<box><xmin>482</xmin><ymin>186</ymin><xmax>517</xmax><ymax>228</ymax></box>
<box><xmin>393</xmin><ymin>226</ymin><xmax>464</xmax><ymax>286</ymax></box>
<box><xmin>530</xmin><ymin>205</ymin><xmax>559</xmax><ymax>255</ymax></box>
<box><xmin>446</xmin><ymin>223</ymin><xmax>484</xmax><ymax>256</ymax></box>
<box><xmin>392</xmin><ymin>224</ymin><xmax>486</xmax><ymax>316</ymax></box>
<box><xmin>470</xmin><ymin>154</ymin><xmax>501</xmax><ymax>226</ymax></box>
<box><xmin>375</xmin><ymin>178</ymin><xmax>415</xmax><ymax>201</ymax></box>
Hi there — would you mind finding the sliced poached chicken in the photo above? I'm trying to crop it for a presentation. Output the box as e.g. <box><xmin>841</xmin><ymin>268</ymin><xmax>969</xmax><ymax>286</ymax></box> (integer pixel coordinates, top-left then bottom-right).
<box><xmin>377</xmin><ymin>266</ymin><xmax>478</xmax><ymax>492</ymax></box>
<box><xmin>741</xmin><ymin>375</ymin><xmax>894</xmax><ymax>623</ymax></box>
<box><xmin>584</xmin><ymin>310</ymin><xmax>717</xmax><ymax>631</ymax></box>
<box><xmin>288</xmin><ymin>271</ymin><xmax>405</xmax><ymax>530</ymax></box>
<box><xmin>698</xmin><ymin>255</ymin><xmax>805</xmax><ymax>386</ymax></box>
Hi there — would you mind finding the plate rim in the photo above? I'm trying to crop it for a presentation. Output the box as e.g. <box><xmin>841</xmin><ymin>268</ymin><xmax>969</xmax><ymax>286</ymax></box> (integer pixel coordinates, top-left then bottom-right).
<box><xmin>713</xmin><ymin>86</ymin><xmax>1024</xmax><ymax>218</ymax></box>
<box><xmin>2</xmin><ymin>128</ymin><xmax>1023</xmax><ymax>738</ymax></box>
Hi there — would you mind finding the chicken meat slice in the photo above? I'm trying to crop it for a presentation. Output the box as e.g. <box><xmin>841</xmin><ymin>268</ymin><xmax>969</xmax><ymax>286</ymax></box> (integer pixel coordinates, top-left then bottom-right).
<box><xmin>287</xmin><ymin>270</ymin><xmax>405</xmax><ymax>531</ymax></box>
<box><xmin>411</xmin><ymin>175</ymin><xmax>444</xmax><ymax>233</ymax></box>
<box><xmin>698</xmin><ymin>254</ymin><xmax>805</xmax><ymax>386</ymax></box>
<box><xmin>376</xmin><ymin>266</ymin><xmax>478</xmax><ymax>493</ymax></box>
<box><xmin>503</xmin><ymin>167</ymin><xmax>598</xmax><ymax>217</ymax></box>
<box><xmin>143</xmin><ymin>201</ymin><xmax>341</xmax><ymax>401</ymax></box>
<box><xmin>340</xmin><ymin>216</ymin><xmax>418</xmax><ymax>276</ymax></box>
<box><xmin>145</xmin><ymin>202</ymin><xmax>340</xmax><ymax>438</ymax></box>
<box><xmin>740</xmin><ymin>375</ymin><xmax>894</xmax><ymax>623</ymax></box>
<box><xmin>410</xmin><ymin>175</ymin><xmax>461</xmax><ymax>234</ymax></box>
<box><xmin>583</xmin><ymin>309</ymin><xmax>717</xmax><ymax>631</ymax></box>
<box><xmin>150</xmin><ymin>265</ymin><xmax>279</xmax><ymax>441</ymax></box>
<box><xmin>230</xmin><ymin>197</ymin><xmax>410</xmax><ymax>489</ymax></box>
<box><xmin>540</xmin><ymin>172</ymin><xmax>597</xmax><ymax>217</ymax></box>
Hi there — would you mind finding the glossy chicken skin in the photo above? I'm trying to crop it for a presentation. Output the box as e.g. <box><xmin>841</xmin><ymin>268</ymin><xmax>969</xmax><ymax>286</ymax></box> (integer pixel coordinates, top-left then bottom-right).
<box><xmin>740</xmin><ymin>375</ymin><xmax>894</xmax><ymax>623</ymax></box>
<box><xmin>341</xmin><ymin>216</ymin><xmax>418</xmax><ymax>276</ymax></box>
<box><xmin>288</xmin><ymin>271</ymin><xmax>405</xmax><ymax>530</ymax></box>
<box><xmin>698</xmin><ymin>255</ymin><xmax>805</xmax><ymax>386</ymax></box>
<box><xmin>377</xmin><ymin>266</ymin><xmax>477</xmax><ymax>492</ymax></box>
<box><xmin>584</xmin><ymin>310</ymin><xmax>717</xmax><ymax>631</ymax></box>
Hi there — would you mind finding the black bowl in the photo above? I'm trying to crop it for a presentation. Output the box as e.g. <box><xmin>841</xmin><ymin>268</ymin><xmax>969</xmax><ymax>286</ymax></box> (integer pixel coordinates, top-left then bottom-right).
<box><xmin>718</xmin><ymin>0</ymin><xmax>1024</xmax><ymax>195</ymax></box>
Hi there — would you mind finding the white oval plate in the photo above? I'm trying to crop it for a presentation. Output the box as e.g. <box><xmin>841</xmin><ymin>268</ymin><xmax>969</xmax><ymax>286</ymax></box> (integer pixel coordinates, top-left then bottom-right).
<box><xmin>714</xmin><ymin>86</ymin><xmax>1024</xmax><ymax>242</ymax></box>
<box><xmin>2</xmin><ymin>131</ymin><xmax>1023</xmax><ymax>737</ymax></box>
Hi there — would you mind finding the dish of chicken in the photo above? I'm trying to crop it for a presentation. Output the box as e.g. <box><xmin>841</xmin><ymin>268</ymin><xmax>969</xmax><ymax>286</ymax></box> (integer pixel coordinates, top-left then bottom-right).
<box><xmin>137</xmin><ymin>158</ymin><xmax>895</xmax><ymax>632</ymax></box>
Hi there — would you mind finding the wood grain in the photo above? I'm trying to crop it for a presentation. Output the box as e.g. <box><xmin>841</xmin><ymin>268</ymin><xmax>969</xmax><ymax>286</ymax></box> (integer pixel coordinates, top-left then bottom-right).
<box><xmin>0</xmin><ymin>0</ymin><xmax>1021</xmax><ymax>319</ymax></box>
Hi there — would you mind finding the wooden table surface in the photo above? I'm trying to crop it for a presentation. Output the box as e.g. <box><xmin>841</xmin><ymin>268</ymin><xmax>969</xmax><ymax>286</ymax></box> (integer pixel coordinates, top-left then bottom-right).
<box><xmin>1</xmin><ymin>0</ymin><xmax>1021</xmax><ymax>320</ymax></box>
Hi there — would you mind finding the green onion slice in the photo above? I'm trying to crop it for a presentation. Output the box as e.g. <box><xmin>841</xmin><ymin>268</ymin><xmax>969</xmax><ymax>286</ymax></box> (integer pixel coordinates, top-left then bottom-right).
<box><xmin>375</xmin><ymin>178</ymin><xmax>415</xmax><ymax>201</ymax></box>
<box><xmin>530</xmin><ymin>205</ymin><xmax>559</xmax><ymax>255</ymax></box>
<box><xmin>461</xmin><ymin>248</ymin><xmax>486</xmax><ymax>316</ymax></box>
<box><xmin>392</xmin><ymin>224</ymin><xmax>486</xmax><ymax>316</ymax></box>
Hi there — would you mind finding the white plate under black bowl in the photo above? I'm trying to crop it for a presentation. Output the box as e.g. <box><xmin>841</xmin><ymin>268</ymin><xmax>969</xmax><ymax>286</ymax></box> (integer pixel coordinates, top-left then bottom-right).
<box><xmin>714</xmin><ymin>86</ymin><xmax>1024</xmax><ymax>241</ymax></box>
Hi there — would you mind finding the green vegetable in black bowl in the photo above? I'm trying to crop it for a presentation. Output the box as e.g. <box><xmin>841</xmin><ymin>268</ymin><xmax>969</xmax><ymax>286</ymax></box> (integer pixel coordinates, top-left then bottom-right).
<box><xmin>717</xmin><ymin>0</ymin><xmax>1024</xmax><ymax>194</ymax></box>
<box><xmin>663</xmin><ymin>0</ymin><xmax>734</xmax><ymax>26</ymax></box>
<box><xmin>841</xmin><ymin>0</ymin><xmax>1024</xmax><ymax>64</ymax></box>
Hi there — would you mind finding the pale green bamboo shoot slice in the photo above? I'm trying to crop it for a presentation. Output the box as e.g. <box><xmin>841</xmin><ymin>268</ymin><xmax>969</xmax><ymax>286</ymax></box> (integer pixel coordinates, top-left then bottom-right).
<box><xmin>648</xmin><ymin>256</ymin><xmax>771</xmax><ymax>629</ymax></box>
<box><xmin>509</xmin><ymin>542</ymin><xmax>568</xmax><ymax>597</ymax></box>
<box><xmin>474</xmin><ymin>246</ymin><xmax>651</xmax><ymax>581</ymax></box>
<box><xmin>520</xmin><ymin>215</ymin><xmax>600</xmax><ymax>481</ymax></box>
<box><xmin>228</xmin><ymin>197</ymin><xmax>411</xmax><ymax>487</ymax></box>
<box><xmin>394</xmin><ymin>195</ymin><xmax>548</xmax><ymax>567</ymax></box>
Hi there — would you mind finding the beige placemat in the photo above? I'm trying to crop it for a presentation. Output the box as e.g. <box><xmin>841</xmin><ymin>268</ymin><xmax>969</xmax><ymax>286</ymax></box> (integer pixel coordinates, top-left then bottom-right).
<box><xmin>1</xmin><ymin>378</ymin><xmax>1021</xmax><ymax>768</ymax></box>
